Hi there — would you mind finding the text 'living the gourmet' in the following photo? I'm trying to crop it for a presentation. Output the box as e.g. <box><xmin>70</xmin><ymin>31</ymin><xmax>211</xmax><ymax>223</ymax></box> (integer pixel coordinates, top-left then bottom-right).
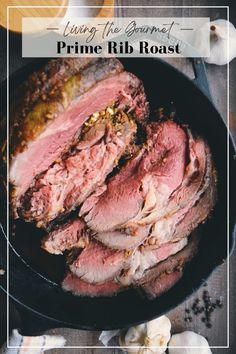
<box><xmin>22</xmin><ymin>17</ymin><xmax>210</xmax><ymax>57</ymax></box>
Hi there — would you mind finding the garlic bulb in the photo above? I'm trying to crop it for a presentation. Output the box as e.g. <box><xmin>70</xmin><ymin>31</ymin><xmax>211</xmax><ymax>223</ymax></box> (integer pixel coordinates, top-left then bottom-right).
<box><xmin>168</xmin><ymin>331</ymin><xmax>212</xmax><ymax>354</ymax></box>
<box><xmin>119</xmin><ymin>316</ymin><xmax>171</xmax><ymax>354</ymax></box>
<box><xmin>196</xmin><ymin>19</ymin><xmax>236</xmax><ymax>65</ymax></box>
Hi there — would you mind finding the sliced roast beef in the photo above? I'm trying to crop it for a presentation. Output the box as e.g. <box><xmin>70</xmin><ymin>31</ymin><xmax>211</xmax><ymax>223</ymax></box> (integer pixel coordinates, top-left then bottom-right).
<box><xmin>138</xmin><ymin>233</ymin><xmax>200</xmax><ymax>299</ymax></box>
<box><xmin>94</xmin><ymin>225</ymin><xmax>150</xmax><ymax>250</ymax></box>
<box><xmin>20</xmin><ymin>109</ymin><xmax>137</xmax><ymax>227</ymax></box>
<box><xmin>9</xmin><ymin>56</ymin><xmax>217</xmax><ymax>300</ymax></box>
<box><xmin>62</xmin><ymin>272</ymin><xmax>123</xmax><ymax>297</ymax></box>
<box><xmin>10</xmin><ymin>58</ymin><xmax>122</xmax><ymax>214</ymax></box>
<box><xmin>81</xmin><ymin>121</ymin><xmax>187</xmax><ymax>234</ymax></box>
<box><xmin>80</xmin><ymin>146</ymin><xmax>146</xmax><ymax>219</ymax></box>
<box><xmin>42</xmin><ymin>218</ymin><xmax>88</xmax><ymax>255</ymax></box>
<box><xmin>172</xmin><ymin>163</ymin><xmax>217</xmax><ymax>242</ymax></box>
<box><xmin>117</xmin><ymin>238</ymin><xmax>188</xmax><ymax>286</ymax></box>
<box><xmin>63</xmin><ymin>236</ymin><xmax>188</xmax><ymax>295</ymax></box>
<box><xmin>134</xmin><ymin>237</ymin><xmax>188</xmax><ymax>280</ymax></box>
<box><xmin>148</xmin><ymin>136</ymin><xmax>214</xmax><ymax>246</ymax></box>
<box><xmin>69</xmin><ymin>241</ymin><xmax>131</xmax><ymax>284</ymax></box>
<box><xmin>85</xmin><ymin>126</ymin><xmax>216</xmax><ymax>251</ymax></box>
<box><xmin>10</xmin><ymin>58</ymin><xmax>149</xmax><ymax>217</ymax></box>
<box><xmin>126</xmin><ymin>129</ymin><xmax>207</xmax><ymax>228</ymax></box>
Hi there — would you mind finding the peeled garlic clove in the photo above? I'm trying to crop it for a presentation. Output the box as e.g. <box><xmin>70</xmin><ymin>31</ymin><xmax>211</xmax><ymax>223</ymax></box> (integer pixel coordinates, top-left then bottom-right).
<box><xmin>119</xmin><ymin>324</ymin><xmax>145</xmax><ymax>353</ymax></box>
<box><xmin>168</xmin><ymin>331</ymin><xmax>212</xmax><ymax>354</ymax></box>
<box><xmin>119</xmin><ymin>316</ymin><xmax>171</xmax><ymax>354</ymax></box>
<box><xmin>146</xmin><ymin>316</ymin><xmax>171</xmax><ymax>349</ymax></box>
<box><xmin>196</xmin><ymin>19</ymin><xmax>236</xmax><ymax>65</ymax></box>
<box><xmin>206</xmin><ymin>19</ymin><xmax>236</xmax><ymax>65</ymax></box>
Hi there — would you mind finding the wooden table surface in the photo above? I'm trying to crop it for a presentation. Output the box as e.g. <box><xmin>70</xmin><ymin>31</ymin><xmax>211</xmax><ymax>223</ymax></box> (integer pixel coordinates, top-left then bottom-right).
<box><xmin>0</xmin><ymin>1</ymin><xmax>235</xmax><ymax>353</ymax></box>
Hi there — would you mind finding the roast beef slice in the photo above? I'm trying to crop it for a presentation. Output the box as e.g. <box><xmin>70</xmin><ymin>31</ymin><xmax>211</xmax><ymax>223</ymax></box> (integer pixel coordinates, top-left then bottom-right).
<box><xmin>81</xmin><ymin>121</ymin><xmax>187</xmax><ymax>234</ymax></box>
<box><xmin>10</xmin><ymin>59</ymin><xmax>148</xmax><ymax>217</ymax></box>
<box><xmin>20</xmin><ymin>108</ymin><xmax>137</xmax><ymax>227</ymax></box>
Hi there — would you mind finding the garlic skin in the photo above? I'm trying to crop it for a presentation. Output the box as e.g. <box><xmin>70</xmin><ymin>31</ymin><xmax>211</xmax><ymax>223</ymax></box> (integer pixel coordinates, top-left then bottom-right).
<box><xmin>119</xmin><ymin>316</ymin><xmax>171</xmax><ymax>354</ymax></box>
<box><xmin>196</xmin><ymin>19</ymin><xmax>236</xmax><ymax>65</ymax></box>
<box><xmin>168</xmin><ymin>331</ymin><xmax>212</xmax><ymax>354</ymax></box>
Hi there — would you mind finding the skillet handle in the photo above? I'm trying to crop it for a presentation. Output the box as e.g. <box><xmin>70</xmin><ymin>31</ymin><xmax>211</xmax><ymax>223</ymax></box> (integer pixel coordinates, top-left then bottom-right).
<box><xmin>191</xmin><ymin>58</ymin><xmax>213</xmax><ymax>102</ymax></box>
<box><xmin>16</xmin><ymin>304</ymin><xmax>64</xmax><ymax>336</ymax></box>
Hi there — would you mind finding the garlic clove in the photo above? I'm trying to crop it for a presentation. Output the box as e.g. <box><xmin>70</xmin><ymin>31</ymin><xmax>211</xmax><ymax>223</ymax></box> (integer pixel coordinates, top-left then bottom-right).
<box><xmin>119</xmin><ymin>316</ymin><xmax>171</xmax><ymax>354</ymax></box>
<box><xmin>168</xmin><ymin>331</ymin><xmax>212</xmax><ymax>354</ymax></box>
<box><xmin>195</xmin><ymin>19</ymin><xmax>236</xmax><ymax>65</ymax></box>
<box><xmin>206</xmin><ymin>19</ymin><xmax>236</xmax><ymax>65</ymax></box>
<box><xmin>146</xmin><ymin>316</ymin><xmax>171</xmax><ymax>343</ymax></box>
<box><xmin>119</xmin><ymin>324</ymin><xmax>145</xmax><ymax>353</ymax></box>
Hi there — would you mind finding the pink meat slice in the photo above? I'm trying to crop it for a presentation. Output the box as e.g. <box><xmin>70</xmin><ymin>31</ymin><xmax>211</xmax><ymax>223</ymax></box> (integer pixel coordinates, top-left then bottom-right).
<box><xmin>138</xmin><ymin>233</ymin><xmax>200</xmax><ymax>299</ymax></box>
<box><xmin>94</xmin><ymin>225</ymin><xmax>150</xmax><ymax>251</ymax></box>
<box><xmin>10</xmin><ymin>58</ymin><xmax>123</xmax><ymax>212</ymax></box>
<box><xmin>80</xmin><ymin>146</ymin><xmax>146</xmax><ymax>224</ymax></box>
<box><xmin>63</xmin><ymin>237</ymin><xmax>188</xmax><ymax>296</ymax></box>
<box><xmin>117</xmin><ymin>238</ymin><xmax>188</xmax><ymax>286</ymax></box>
<box><xmin>159</xmin><ymin>132</ymin><xmax>208</xmax><ymax>217</ymax></box>
<box><xmin>69</xmin><ymin>242</ymin><xmax>129</xmax><ymax>284</ymax></box>
<box><xmin>10</xmin><ymin>70</ymin><xmax>148</xmax><ymax>214</ymax></box>
<box><xmin>81</xmin><ymin>121</ymin><xmax>187</xmax><ymax>233</ymax></box>
<box><xmin>150</xmin><ymin>137</ymin><xmax>214</xmax><ymax>246</ymax></box>
<box><xmin>62</xmin><ymin>272</ymin><xmax>122</xmax><ymax>297</ymax></box>
<box><xmin>62</xmin><ymin>238</ymin><xmax>188</xmax><ymax>296</ymax></box>
<box><xmin>42</xmin><ymin>219</ymin><xmax>88</xmax><ymax>255</ymax></box>
<box><xmin>172</xmin><ymin>162</ymin><xmax>217</xmax><ymax>242</ymax></box>
<box><xmin>21</xmin><ymin>111</ymin><xmax>137</xmax><ymax>226</ymax></box>
<box><xmin>136</xmin><ymin>238</ymin><xmax>188</xmax><ymax>279</ymax></box>
<box><xmin>120</xmin><ymin>130</ymin><xmax>207</xmax><ymax>230</ymax></box>
<box><xmin>96</xmin><ymin>133</ymin><xmax>215</xmax><ymax>252</ymax></box>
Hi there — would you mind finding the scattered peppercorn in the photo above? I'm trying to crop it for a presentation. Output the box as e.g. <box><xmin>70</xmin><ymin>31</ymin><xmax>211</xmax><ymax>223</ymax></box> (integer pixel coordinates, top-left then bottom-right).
<box><xmin>183</xmin><ymin>287</ymin><xmax>224</xmax><ymax>330</ymax></box>
<box><xmin>198</xmin><ymin>307</ymin><xmax>203</xmax><ymax>314</ymax></box>
<box><xmin>184</xmin><ymin>316</ymin><xmax>193</xmax><ymax>323</ymax></box>
<box><xmin>216</xmin><ymin>299</ymin><xmax>223</xmax><ymax>308</ymax></box>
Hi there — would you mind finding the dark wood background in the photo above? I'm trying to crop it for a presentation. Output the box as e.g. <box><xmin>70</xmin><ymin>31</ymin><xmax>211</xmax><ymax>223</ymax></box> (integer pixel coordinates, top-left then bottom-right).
<box><xmin>0</xmin><ymin>1</ymin><xmax>235</xmax><ymax>353</ymax></box>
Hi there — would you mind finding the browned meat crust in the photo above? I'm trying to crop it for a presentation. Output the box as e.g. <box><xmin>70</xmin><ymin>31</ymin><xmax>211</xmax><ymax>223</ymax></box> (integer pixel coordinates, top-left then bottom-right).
<box><xmin>137</xmin><ymin>233</ymin><xmax>201</xmax><ymax>299</ymax></box>
<box><xmin>10</xmin><ymin>58</ymin><xmax>123</xmax><ymax>155</ymax></box>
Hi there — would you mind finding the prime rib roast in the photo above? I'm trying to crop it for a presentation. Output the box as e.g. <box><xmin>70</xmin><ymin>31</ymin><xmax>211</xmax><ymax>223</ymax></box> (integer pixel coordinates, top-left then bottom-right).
<box><xmin>10</xmin><ymin>58</ymin><xmax>217</xmax><ymax>299</ymax></box>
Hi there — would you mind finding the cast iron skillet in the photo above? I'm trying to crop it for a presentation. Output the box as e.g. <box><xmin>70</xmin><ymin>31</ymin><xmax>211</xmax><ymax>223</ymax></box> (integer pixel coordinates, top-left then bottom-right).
<box><xmin>0</xmin><ymin>58</ymin><xmax>235</xmax><ymax>335</ymax></box>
